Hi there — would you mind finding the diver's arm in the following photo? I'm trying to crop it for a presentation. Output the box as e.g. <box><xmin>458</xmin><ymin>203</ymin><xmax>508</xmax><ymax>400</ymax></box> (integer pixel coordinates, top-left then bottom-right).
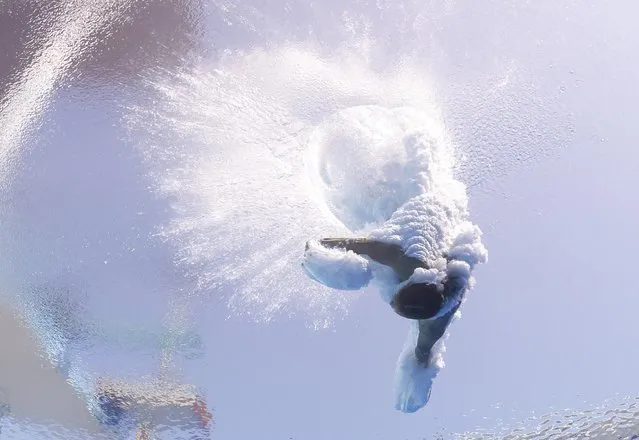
<box><xmin>414</xmin><ymin>274</ymin><xmax>466</xmax><ymax>364</ymax></box>
<box><xmin>313</xmin><ymin>237</ymin><xmax>425</xmax><ymax>282</ymax></box>
<box><xmin>414</xmin><ymin>302</ymin><xmax>461</xmax><ymax>365</ymax></box>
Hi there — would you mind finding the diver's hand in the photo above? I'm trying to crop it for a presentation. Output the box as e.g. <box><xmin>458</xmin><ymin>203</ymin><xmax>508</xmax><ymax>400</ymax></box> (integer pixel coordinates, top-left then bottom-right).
<box><xmin>301</xmin><ymin>240</ymin><xmax>373</xmax><ymax>290</ymax></box>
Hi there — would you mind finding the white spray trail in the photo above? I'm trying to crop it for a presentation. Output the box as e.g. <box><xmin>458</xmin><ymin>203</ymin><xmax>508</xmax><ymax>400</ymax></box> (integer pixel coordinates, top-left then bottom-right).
<box><xmin>126</xmin><ymin>45</ymin><xmax>454</xmax><ymax>328</ymax></box>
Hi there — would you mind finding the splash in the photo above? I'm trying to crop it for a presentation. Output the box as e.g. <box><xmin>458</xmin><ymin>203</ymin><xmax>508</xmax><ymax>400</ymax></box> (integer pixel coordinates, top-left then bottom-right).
<box><xmin>300</xmin><ymin>102</ymin><xmax>487</xmax><ymax>411</ymax></box>
<box><xmin>126</xmin><ymin>45</ymin><xmax>450</xmax><ymax>327</ymax></box>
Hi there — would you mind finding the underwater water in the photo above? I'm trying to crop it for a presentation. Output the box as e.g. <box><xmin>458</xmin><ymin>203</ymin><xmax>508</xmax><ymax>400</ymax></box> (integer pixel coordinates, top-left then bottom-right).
<box><xmin>0</xmin><ymin>0</ymin><xmax>638</xmax><ymax>439</ymax></box>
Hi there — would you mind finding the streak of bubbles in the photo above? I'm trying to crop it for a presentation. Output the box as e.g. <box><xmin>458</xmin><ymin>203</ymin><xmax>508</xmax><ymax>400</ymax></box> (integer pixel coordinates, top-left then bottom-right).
<box><xmin>1</xmin><ymin>1</ymin><xmax>212</xmax><ymax>437</ymax></box>
<box><xmin>0</xmin><ymin>0</ymin><xmax>129</xmax><ymax>185</ymax></box>
<box><xmin>0</xmin><ymin>0</ymin><xmax>202</xmax><ymax>187</ymax></box>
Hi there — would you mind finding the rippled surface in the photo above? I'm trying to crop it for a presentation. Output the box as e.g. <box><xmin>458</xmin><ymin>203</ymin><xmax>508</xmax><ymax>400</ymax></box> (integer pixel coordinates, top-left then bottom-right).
<box><xmin>455</xmin><ymin>397</ymin><xmax>639</xmax><ymax>440</ymax></box>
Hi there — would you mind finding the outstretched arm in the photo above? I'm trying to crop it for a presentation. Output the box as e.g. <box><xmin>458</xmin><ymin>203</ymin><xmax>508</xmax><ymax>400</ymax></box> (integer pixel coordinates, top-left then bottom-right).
<box><xmin>312</xmin><ymin>237</ymin><xmax>425</xmax><ymax>282</ymax></box>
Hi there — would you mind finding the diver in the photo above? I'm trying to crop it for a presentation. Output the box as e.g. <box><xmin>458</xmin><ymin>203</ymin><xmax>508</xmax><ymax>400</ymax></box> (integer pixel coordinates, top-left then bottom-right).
<box><xmin>304</xmin><ymin>237</ymin><xmax>465</xmax><ymax>366</ymax></box>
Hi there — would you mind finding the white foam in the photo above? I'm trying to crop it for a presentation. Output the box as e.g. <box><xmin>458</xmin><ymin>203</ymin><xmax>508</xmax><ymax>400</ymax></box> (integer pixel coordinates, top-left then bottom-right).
<box><xmin>394</xmin><ymin>321</ymin><xmax>439</xmax><ymax>413</ymax></box>
<box><xmin>126</xmin><ymin>46</ymin><xmax>445</xmax><ymax>327</ymax></box>
<box><xmin>302</xmin><ymin>240</ymin><xmax>373</xmax><ymax>290</ymax></box>
<box><xmin>307</xmin><ymin>105</ymin><xmax>450</xmax><ymax>232</ymax></box>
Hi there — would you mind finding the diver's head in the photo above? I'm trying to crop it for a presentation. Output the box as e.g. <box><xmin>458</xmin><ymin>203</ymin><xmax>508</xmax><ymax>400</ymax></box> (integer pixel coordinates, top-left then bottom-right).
<box><xmin>390</xmin><ymin>282</ymin><xmax>444</xmax><ymax>320</ymax></box>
